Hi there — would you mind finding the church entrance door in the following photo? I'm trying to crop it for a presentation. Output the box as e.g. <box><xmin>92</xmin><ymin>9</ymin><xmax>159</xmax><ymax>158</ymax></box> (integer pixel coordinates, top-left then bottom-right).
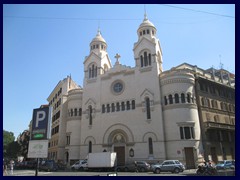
<box><xmin>114</xmin><ymin>146</ymin><xmax>125</xmax><ymax>166</ymax></box>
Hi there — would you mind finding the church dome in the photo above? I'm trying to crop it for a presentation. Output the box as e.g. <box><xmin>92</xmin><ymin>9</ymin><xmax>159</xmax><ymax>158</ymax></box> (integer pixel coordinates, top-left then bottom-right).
<box><xmin>138</xmin><ymin>14</ymin><xmax>156</xmax><ymax>29</ymax></box>
<box><xmin>91</xmin><ymin>29</ymin><xmax>106</xmax><ymax>44</ymax></box>
<box><xmin>90</xmin><ymin>29</ymin><xmax>107</xmax><ymax>52</ymax></box>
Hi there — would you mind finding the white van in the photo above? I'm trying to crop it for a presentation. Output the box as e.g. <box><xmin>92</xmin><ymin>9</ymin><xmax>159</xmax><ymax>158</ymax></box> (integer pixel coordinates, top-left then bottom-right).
<box><xmin>71</xmin><ymin>159</ymin><xmax>88</xmax><ymax>171</ymax></box>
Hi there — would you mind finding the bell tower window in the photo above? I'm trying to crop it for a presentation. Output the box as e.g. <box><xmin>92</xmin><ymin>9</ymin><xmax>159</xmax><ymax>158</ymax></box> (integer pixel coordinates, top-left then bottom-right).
<box><xmin>140</xmin><ymin>51</ymin><xmax>152</xmax><ymax>68</ymax></box>
<box><xmin>88</xmin><ymin>63</ymin><xmax>97</xmax><ymax>79</ymax></box>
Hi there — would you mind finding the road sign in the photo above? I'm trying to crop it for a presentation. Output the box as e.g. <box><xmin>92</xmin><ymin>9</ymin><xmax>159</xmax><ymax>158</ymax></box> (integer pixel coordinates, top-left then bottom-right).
<box><xmin>27</xmin><ymin>140</ymin><xmax>49</xmax><ymax>158</ymax></box>
<box><xmin>31</xmin><ymin>107</ymin><xmax>51</xmax><ymax>140</ymax></box>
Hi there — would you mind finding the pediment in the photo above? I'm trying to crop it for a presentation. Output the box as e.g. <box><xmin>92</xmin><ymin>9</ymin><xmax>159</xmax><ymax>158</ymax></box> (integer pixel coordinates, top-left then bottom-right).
<box><xmin>83</xmin><ymin>52</ymin><xmax>101</xmax><ymax>64</ymax></box>
<box><xmin>140</xmin><ymin>89</ymin><xmax>154</xmax><ymax>99</ymax></box>
<box><xmin>133</xmin><ymin>37</ymin><xmax>155</xmax><ymax>51</ymax></box>
<box><xmin>85</xmin><ymin>98</ymin><xmax>96</xmax><ymax>106</ymax></box>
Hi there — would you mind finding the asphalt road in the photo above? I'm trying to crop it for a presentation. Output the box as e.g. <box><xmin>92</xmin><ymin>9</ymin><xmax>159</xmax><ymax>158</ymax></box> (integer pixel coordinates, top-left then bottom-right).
<box><xmin>2</xmin><ymin>169</ymin><xmax>204</xmax><ymax>176</ymax></box>
<box><xmin>6</xmin><ymin>169</ymin><xmax>235</xmax><ymax>176</ymax></box>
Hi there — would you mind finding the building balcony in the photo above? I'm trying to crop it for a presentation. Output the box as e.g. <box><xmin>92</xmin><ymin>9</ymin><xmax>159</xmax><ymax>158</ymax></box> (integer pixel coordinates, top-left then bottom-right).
<box><xmin>204</xmin><ymin>121</ymin><xmax>235</xmax><ymax>130</ymax></box>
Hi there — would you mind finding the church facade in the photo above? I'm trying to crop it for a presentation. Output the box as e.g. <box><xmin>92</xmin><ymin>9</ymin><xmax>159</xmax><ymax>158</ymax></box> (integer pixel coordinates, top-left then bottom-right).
<box><xmin>46</xmin><ymin>14</ymin><xmax>234</xmax><ymax>169</ymax></box>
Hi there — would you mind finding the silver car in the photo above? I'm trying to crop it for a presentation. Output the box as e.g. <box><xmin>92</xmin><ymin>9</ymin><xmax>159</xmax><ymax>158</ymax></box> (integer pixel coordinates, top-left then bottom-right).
<box><xmin>152</xmin><ymin>160</ymin><xmax>185</xmax><ymax>174</ymax></box>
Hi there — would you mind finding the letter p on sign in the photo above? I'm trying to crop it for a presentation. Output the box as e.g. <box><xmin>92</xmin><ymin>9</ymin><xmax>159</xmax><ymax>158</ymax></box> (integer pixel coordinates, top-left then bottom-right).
<box><xmin>35</xmin><ymin>111</ymin><xmax>46</xmax><ymax>128</ymax></box>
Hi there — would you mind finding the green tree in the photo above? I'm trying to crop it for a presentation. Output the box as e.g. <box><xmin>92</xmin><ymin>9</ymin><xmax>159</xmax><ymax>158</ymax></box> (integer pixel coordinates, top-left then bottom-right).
<box><xmin>17</xmin><ymin>130</ymin><xmax>30</xmax><ymax>159</ymax></box>
<box><xmin>3</xmin><ymin>130</ymin><xmax>15</xmax><ymax>158</ymax></box>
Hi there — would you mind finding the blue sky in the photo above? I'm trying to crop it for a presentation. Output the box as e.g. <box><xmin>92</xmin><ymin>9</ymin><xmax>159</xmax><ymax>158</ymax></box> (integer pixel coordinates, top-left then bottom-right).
<box><xmin>3</xmin><ymin>4</ymin><xmax>235</xmax><ymax>138</ymax></box>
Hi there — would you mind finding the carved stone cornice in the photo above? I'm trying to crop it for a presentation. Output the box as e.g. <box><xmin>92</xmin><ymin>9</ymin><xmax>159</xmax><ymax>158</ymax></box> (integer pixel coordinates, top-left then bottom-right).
<box><xmin>160</xmin><ymin>78</ymin><xmax>194</xmax><ymax>86</ymax></box>
<box><xmin>163</xmin><ymin>103</ymin><xmax>197</xmax><ymax>111</ymax></box>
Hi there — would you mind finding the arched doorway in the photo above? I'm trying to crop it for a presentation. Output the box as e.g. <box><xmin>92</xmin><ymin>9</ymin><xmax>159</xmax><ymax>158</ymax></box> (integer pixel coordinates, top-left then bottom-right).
<box><xmin>102</xmin><ymin>124</ymin><xmax>134</xmax><ymax>166</ymax></box>
<box><xmin>112</xmin><ymin>134</ymin><xmax>126</xmax><ymax>166</ymax></box>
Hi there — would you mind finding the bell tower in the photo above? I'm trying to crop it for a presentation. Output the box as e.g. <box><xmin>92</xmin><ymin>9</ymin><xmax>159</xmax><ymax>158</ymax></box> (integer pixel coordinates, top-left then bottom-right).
<box><xmin>83</xmin><ymin>29</ymin><xmax>112</xmax><ymax>82</ymax></box>
<box><xmin>133</xmin><ymin>13</ymin><xmax>163</xmax><ymax>74</ymax></box>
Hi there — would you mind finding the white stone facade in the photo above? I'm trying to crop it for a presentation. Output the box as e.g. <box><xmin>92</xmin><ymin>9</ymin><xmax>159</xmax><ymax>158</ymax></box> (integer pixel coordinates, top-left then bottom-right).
<box><xmin>48</xmin><ymin>15</ymin><xmax>205</xmax><ymax>168</ymax></box>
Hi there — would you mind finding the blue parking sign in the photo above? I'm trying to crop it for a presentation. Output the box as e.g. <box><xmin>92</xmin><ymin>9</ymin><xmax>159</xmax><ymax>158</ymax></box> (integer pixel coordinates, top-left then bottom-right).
<box><xmin>31</xmin><ymin>107</ymin><xmax>51</xmax><ymax>140</ymax></box>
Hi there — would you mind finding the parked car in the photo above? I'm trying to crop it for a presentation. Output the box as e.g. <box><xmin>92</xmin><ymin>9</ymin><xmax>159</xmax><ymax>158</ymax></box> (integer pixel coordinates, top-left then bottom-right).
<box><xmin>39</xmin><ymin>160</ymin><xmax>59</xmax><ymax>172</ymax></box>
<box><xmin>152</xmin><ymin>160</ymin><xmax>185</xmax><ymax>174</ymax></box>
<box><xmin>116</xmin><ymin>161</ymin><xmax>151</xmax><ymax>172</ymax></box>
<box><xmin>71</xmin><ymin>160</ymin><xmax>88</xmax><ymax>171</ymax></box>
<box><xmin>216</xmin><ymin>160</ymin><xmax>235</xmax><ymax>170</ymax></box>
<box><xmin>15</xmin><ymin>161</ymin><xmax>37</xmax><ymax>170</ymax></box>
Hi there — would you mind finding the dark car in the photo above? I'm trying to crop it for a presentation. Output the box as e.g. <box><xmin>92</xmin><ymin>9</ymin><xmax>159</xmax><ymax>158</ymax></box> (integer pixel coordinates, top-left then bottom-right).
<box><xmin>116</xmin><ymin>161</ymin><xmax>151</xmax><ymax>172</ymax></box>
<box><xmin>39</xmin><ymin>160</ymin><xmax>59</xmax><ymax>172</ymax></box>
<box><xmin>152</xmin><ymin>160</ymin><xmax>185</xmax><ymax>174</ymax></box>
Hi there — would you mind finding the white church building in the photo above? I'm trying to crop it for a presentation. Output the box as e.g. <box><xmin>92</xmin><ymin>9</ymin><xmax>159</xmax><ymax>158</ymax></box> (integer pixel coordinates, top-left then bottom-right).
<box><xmin>47</xmin><ymin>14</ymin><xmax>203</xmax><ymax>169</ymax></box>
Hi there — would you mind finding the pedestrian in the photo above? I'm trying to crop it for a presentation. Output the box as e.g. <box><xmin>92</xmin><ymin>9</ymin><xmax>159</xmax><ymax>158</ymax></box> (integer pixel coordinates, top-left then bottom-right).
<box><xmin>10</xmin><ymin>160</ymin><xmax>14</xmax><ymax>175</ymax></box>
<box><xmin>134</xmin><ymin>161</ymin><xmax>138</xmax><ymax>173</ymax></box>
<box><xmin>3</xmin><ymin>162</ymin><xmax>8</xmax><ymax>176</ymax></box>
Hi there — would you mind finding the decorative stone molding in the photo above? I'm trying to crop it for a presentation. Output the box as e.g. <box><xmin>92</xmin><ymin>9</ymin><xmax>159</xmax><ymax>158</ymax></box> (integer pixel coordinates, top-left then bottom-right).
<box><xmin>163</xmin><ymin>103</ymin><xmax>197</xmax><ymax>111</ymax></box>
<box><xmin>160</xmin><ymin>78</ymin><xmax>195</xmax><ymax>86</ymax></box>
<box><xmin>139</xmin><ymin>66</ymin><xmax>152</xmax><ymax>73</ymax></box>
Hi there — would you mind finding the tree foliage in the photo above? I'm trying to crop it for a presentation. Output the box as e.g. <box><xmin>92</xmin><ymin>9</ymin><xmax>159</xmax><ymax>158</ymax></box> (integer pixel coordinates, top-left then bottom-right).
<box><xmin>3</xmin><ymin>130</ymin><xmax>15</xmax><ymax>157</ymax></box>
<box><xmin>3</xmin><ymin>129</ymin><xmax>30</xmax><ymax>160</ymax></box>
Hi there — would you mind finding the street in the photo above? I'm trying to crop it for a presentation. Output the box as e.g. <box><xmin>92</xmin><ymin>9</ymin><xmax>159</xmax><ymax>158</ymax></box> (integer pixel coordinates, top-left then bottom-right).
<box><xmin>6</xmin><ymin>169</ymin><xmax>197</xmax><ymax>176</ymax></box>
<box><xmin>4</xmin><ymin>169</ymin><xmax>235</xmax><ymax>176</ymax></box>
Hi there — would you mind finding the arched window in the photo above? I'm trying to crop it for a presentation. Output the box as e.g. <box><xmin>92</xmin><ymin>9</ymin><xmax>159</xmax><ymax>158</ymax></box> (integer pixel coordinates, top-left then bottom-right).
<box><xmin>126</xmin><ymin>101</ymin><xmax>130</xmax><ymax>110</ymax></box>
<box><xmin>89</xmin><ymin>64</ymin><xmax>97</xmax><ymax>78</ymax></box>
<box><xmin>145</xmin><ymin>97</ymin><xmax>151</xmax><ymax>119</ymax></box>
<box><xmin>107</xmin><ymin>104</ymin><xmax>110</xmax><ymax>113</ymax></box>
<box><xmin>132</xmin><ymin>100</ymin><xmax>135</xmax><ymax>110</ymax></box>
<box><xmin>121</xmin><ymin>102</ymin><xmax>125</xmax><ymax>111</ymax></box>
<box><xmin>102</xmin><ymin>105</ymin><xmax>105</xmax><ymax>113</ymax></box>
<box><xmin>89</xmin><ymin>106</ymin><xmax>93</xmax><ymax>125</ymax></box>
<box><xmin>111</xmin><ymin>103</ymin><xmax>115</xmax><ymax>112</ymax></box>
<box><xmin>181</xmin><ymin>93</ymin><xmax>185</xmax><ymax>103</ymax></box>
<box><xmin>175</xmin><ymin>93</ymin><xmax>179</xmax><ymax>103</ymax></box>
<box><xmin>148</xmin><ymin>137</ymin><xmax>153</xmax><ymax>155</ymax></box>
<box><xmin>79</xmin><ymin>108</ymin><xmax>82</xmax><ymax>116</ymax></box>
<box><xmin>91</xmin><ymin>64</ymin><xmax>95</xmax><ymax>78</ymax></box>
<box><xmin>144</xmin><ymin>51</ymin><xmax>148</xmax><ymax>66</ymax></box>
<box><xmin>74</xmin><ymin>108</ymin><xmax>77</xmax><ymax>116</ymax></box>
<box><xmin>140</xmin><ymin>51</ymin><xmax>152</xmax><ymax>68</ymax></box>
<box><xmin>71</xmin><ymin>109</ymin><xmax>73</xmax><ymax>116</ymax></box>
<box><xmin>148</xmin><ymin>53</ymin><xmax>151</xmax><ymax>66</ymax></box>
<box><xmin>88</xmin><ymin>141</ymin><xmax>92</xmax><ymax>153</ymax></box>
<box><xmin>95</xmin><ymin>66</ymin><xmax>97</xmax><ymax>77</ymax></box>
<box><xmin>164</xmin><ymin>96</ymin><xmax>168</xmax><ymax>105</ymax></box>
<box><xmin>169</xmin><ymin>95</ymin><xmax>173</xmax><ymax>104</ymax></box>
<box><xmin>187</xmin><ymin>94</ymin><xmax>191</xmax><ymax>103</ymax></box>
<box><xmin>140</xmin><ymin>55</ymin><xmax>143</xmax><ymax>67</ymax></box>
<box><xmin>89</xmin><ymin>67</ymin><xmax>92</xmax><ymax>78</ymax></box>
<box><xmin>116</xmin><ymin>102</ymin><xmax>120</xmax><ymax>111</ymax></box>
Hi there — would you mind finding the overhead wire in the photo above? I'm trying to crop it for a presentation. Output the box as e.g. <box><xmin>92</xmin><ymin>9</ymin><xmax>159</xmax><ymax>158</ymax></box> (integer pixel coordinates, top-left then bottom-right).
<box><xmin>160</xmin><ymin>4</ymin><xmax>234</xmax><ymax>18</ymax></box>
<box><xmin>3</xmin><ymin>5</ymin><xmax>234</xmax><ymax>21</ymax></box>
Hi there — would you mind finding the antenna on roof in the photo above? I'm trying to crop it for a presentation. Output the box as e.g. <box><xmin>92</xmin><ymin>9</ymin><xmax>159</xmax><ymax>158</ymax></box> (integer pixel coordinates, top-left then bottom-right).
<box><xmin>144</xmin><ymin>4</ymin><xmax>148</xmax><ymax>20</ymax></box>
<box><xmin>97</xmin><ymin>20</ymin><xmax>101</xmax><ymax>36</ymax></box>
